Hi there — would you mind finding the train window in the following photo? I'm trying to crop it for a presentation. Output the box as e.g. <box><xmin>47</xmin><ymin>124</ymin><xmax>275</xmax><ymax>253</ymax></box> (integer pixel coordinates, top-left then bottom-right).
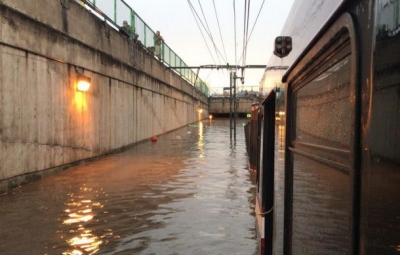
<box><xmin>290</xmin><ymin>38</ymin><xmax>352</xmax><ymax>254</ymax></box>
<box><xmin>293</xmin><ymin>53</ymin><xmax>351</xmax><ymax>168</ymax></box>
<box><xmin>289</xmin><ymin>26</ymin><xmax>353</xmax><ymax>170</ymax></box>
<box><xmin>295</xmin><ymin>56</ymin><xmax>350</xmax><ymax>146</ymax></box>
<box><xmin>284</xmin><ymin>13</ymin><xmax>358</xmax><ymax>254</ymax></box>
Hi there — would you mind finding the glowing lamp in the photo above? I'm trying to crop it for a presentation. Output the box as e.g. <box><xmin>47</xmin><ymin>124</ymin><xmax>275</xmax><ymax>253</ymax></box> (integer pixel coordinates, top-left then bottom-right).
<box><xmin>77</xmin><ymin>75</ymin><xmax>91</xmax><ymax>92</ymax></box>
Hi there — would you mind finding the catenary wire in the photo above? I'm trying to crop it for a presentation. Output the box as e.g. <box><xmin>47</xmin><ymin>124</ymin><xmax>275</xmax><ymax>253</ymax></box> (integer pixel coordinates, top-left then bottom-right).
<box><xmin>242</xmin><ymin>0</ymin><xmax>248</xmax><ymax>69</ymax></box>
<box><xmin>197</xmin><ymin>0</ymin><xmax>223</xmax><ymax>65</ymax></box>
<box><xmin>187</xmin><ymin>0</ymin><xmax>227</xmax><ymax>64</ymax></box>
<box><xmin>187</xmin><ymin>0</ymin><xmax>227</xmax><ymax>84</ymax></box>
<box><xmin>187</xmin><ymin>0</ymin><xmax>217</xmax><ymax>65</ymax></box>
<box><xmin>213</xmin><ymin>0</ymin><xmax>228</xmax><ymax>63</ymax></box>
<box><xmin>188</xmin><ymin>0</ymin><xmax>229</xmax><ymax>83</ymax></box>
<box><xmin>238</xmin><ymin>0</ymin><xmax>266</xmax><ymax>65</ymax></box>
<box><xmin>241</xmin><ymin>0</ymin><xmax>251</xmax><ymax>81</ymax></box>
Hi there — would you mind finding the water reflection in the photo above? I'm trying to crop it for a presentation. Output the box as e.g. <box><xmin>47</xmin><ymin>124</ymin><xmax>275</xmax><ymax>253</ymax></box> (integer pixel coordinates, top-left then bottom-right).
<box><xmin>0</xmin><ymin>119</ymin><xmax>256</xmax><ymax>254</ymax></box>
<box><xmin>62</xmin><ymin>188</ymin><xmax>104</xmax><ymax>255</ymax></box>
<box><xmin>198</xmin><ymin>121</ymin><xmax>205</xmax><ymax>158</ymax></box>
<box><xmin>278</xmin><ymin>124</ymin><xmax>285</xmax><ymax>152</ymax></box>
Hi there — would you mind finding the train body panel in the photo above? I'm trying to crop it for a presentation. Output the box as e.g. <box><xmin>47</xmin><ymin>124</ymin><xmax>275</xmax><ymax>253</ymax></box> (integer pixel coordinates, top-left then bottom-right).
<box><xmin>249</xmin><ymin>0</ymin><xmax>400</xmax><ymax>254</ymax></box>
<box><xmin>260</xmin><ymin>0</ymin><xmax>344</xmax><ymax>95</ymax></box>
<box><xmin>361</xmin><ymin>0</ymin><xmax>400</xmax><ymax>253</ymax></box>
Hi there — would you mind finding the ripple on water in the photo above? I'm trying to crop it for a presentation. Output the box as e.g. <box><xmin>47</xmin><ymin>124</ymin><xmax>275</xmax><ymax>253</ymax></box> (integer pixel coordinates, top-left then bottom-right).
<box><xmin>0</xmin><ymin>119</ymin><xmax>257</xmax><ymax>255</ymax></box>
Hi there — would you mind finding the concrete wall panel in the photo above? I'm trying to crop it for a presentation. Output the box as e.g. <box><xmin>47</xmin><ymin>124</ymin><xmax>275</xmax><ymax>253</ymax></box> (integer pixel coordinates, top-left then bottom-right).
<box><xmin>2</xmin><ymin>47</ymin><xmax>23</xmax><ymax>143</ymax></box>
<box><xmin>0</xmin><ymin>1</ymin><xmax>209</xmax><ymax>192</ymax></box>
<box><xmin>0</xmin><ymin>0</ymin><xmax>62</xmax><ymax>32</ymax></box>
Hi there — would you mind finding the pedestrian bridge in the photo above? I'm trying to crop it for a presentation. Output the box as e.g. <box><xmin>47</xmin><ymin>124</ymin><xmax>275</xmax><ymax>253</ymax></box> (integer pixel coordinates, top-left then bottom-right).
<box><xmin>209</xmin><ymin>96</ymin><xmax>258</xmax><ymax>117</ymax></box>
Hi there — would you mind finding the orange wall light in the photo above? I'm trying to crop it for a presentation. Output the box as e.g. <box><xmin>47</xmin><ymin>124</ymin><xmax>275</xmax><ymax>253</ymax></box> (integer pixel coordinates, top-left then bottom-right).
<box><xmin>77</xmin><ymin>75</ymin><xmax>91</xmax><ymax>92</ymax></box>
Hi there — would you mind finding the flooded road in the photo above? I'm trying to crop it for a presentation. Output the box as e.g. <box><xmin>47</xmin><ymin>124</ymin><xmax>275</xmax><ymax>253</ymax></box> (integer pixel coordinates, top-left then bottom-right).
<box><xmin>0</xmin><ymin>119</ymin><xmax>257</xmax><ymax>255</ymax></box>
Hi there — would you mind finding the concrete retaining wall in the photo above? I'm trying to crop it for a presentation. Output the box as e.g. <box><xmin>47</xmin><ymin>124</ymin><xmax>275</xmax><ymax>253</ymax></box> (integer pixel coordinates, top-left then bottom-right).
<box><xmin>0</xmin><ymin>0</ymin><xmax>208</xmax><ymax>193</ymax></box>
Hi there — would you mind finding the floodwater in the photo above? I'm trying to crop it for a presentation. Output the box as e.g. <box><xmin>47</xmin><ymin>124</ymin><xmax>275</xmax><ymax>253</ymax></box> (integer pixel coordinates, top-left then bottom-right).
<box><xmin>0</xmin><ymin>119</ymin><xmax>257</xmax><ymax>255</ymax></box>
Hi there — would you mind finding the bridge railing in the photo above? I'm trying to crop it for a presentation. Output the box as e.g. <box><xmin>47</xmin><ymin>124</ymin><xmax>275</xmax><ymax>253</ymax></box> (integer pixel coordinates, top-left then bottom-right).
<box><xmin>209</xmin><ymin>86</ymin><xmax>263</xmax><ymax>98</ymax></box>
<box><xmin>77</xmin><ymin>0</ymin><xmax>209</xmax><ymax>97</ymax></box>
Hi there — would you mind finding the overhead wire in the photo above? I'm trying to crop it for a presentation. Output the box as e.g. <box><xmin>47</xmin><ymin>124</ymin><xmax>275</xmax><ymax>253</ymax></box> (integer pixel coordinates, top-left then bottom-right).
<box><xmin>212</xmin><ymin>0</ymin><xmax>228</xmax><ymax>63</ymax></box>
<box><xmin>195</xmin><ymin>0</ymin><xmax>228</xmax><ymax>64</ymax></box>
<box><xmin>246</xmin><ymin>0</ymin><xmax>266</xmax><ymax>47</ymax></box>
<box><xmin>211</xmin><ymin>0</ymin><xmax>229</xmax><ymax>81</ymax></box>
<box><xmin>242</xmin><ymin>0</ymin><xmax>267</xmax><ymax>88</ymax></box>
<box><xmin>241</xmin><ymin>0</ymin><xmax>251</xmax><ymax>83</ymax></box>
<box><xmin>238</xmin><ymin>0</ymin><xmax>266</xmax><ymax>65</ymax></box>
<box><xmin>188</xmin><ymin>0</ymin><xmax>228</xmax><ymax>86</ymax></box>
<box><xmin>187</xmin><ymin>0</ymin><xmax>216</xmax><ymax>65</ymax></box>
<box><xmin>189</xmin><ymin>0</ymin><xmax>229</xmax><ymax>85</ymax></box>
<box><xmin>242</xmin><ymin>0</ymin><xmax>248</xmax><ymax>69</ymax></box>
<box><xmin>197</xmin><ymin>0</ymin><xmax>223</xmax><ymax>65</ymax></box>
<box><xmin>244</xmin><ymin>0</ymin><xmax>251</xmax><ymax>66</ymax></box>
<box><xmin>188</xmin><ymin>0</ymin><xmax>267</xmax><ymax>88</ymax></box>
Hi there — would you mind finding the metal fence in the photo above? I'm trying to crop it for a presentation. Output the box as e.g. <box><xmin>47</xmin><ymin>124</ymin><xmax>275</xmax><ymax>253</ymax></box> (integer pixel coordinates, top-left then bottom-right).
<box><xmin>79</xmin><ymin>0</ymin><xmax>209</xmax><ymax>96</ymax></box>
<box><xmin>209</xmin><ymin>86</ymin><xmax>262</xmax><ymax>98</ymax></box>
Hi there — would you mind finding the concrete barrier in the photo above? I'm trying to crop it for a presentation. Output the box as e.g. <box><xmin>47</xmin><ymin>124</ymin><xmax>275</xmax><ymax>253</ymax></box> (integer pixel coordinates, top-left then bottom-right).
<box><xmin>209</xmin><ymin>97</ymin><xmax>255</xmax><ymax>116</ymax></box>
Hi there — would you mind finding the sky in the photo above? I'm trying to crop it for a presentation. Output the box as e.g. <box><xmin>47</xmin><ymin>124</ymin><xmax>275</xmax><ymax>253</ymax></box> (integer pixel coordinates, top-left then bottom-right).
<box><xmin>124</xmin><ymin>0</ymin><xmax>295</xmax><ymax>94</ymax></box>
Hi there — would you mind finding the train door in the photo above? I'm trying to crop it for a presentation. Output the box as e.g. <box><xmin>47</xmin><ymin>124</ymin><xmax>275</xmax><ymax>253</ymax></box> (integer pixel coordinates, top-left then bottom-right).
<box><xmin>261</xmin><ymin>91</ymin><xmax>276</xmax><ymax>255</ymax></box>
<box><xmin>249</xmin><ymin>103</ymin><xmax>260</xmax><ymax>172</ymax></box>
<box><xmin>283</xmin><ymin>13</ymin><xmax>359</xmax><ymax>254</ymax></box>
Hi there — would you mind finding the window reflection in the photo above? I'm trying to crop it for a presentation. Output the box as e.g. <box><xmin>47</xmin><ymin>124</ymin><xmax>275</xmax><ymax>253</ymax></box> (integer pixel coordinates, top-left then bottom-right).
<box><xmin>294</xmin><ymin>56</ymin><xmax>351</xmax><ymax>149</ymax></box>
<box><xmin>292</xmin><ymin>154</ymin><xmax>350</xmax><ymax>254</ymax></box>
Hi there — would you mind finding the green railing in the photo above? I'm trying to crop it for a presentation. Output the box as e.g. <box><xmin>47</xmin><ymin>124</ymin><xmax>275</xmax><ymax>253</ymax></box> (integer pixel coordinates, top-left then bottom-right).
<box><xmin>81</xmin><ymin>0</ymin><xmax>209</xmax><ymax>96</ymax></box>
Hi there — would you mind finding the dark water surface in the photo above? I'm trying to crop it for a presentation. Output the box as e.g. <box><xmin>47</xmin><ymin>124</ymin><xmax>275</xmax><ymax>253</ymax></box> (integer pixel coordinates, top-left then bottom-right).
<box><xmin>0</xmin><ymin>119</ymin><xmax>257</xmax><ymax>255</ymax></box>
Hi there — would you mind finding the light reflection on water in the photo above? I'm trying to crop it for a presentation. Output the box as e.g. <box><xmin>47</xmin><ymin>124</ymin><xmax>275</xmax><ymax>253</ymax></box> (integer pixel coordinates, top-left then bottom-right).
<box><xmin>0</xmin><ymin>119</ymin><xmax>257</xmax><ymax>255</ymax></box>
<box><xmin>62</xmin><ymin>194</ymin><xmax>103</xmax><ymax>255</ymax></box>
<box><xmin>198</xmin><ymin>121</ymin><xmax>205</xmax><ymax>158</ymax></box>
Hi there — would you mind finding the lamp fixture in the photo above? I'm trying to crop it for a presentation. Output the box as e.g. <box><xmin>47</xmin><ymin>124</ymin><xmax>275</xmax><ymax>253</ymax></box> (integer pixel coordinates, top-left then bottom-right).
<box><xmin>75</xmin><ymin>66</ymin><xmax>91</xmax><ymax>92</ymax></box>
<box><xmin>77</xmin><ymin>75</ymin><xmax>91</xmax><ymax>92</ymax></box>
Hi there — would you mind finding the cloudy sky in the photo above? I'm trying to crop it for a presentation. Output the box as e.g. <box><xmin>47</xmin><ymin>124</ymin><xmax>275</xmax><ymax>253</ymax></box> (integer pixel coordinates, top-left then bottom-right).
<box><xmin>124</xmin><ymin>0</ymin><xmax>294</xmax><ymax>94</ymax></box>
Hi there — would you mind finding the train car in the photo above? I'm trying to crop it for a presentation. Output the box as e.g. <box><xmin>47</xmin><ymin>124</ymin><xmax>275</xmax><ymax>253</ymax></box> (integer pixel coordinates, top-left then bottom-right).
<box><xmin>252</xmin><ymin>0</ymin><xmax>400</xmax><ymax>254</ymax></box>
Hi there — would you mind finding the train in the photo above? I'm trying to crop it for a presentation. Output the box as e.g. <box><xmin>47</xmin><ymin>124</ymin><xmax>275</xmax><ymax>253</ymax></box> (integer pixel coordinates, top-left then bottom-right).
<box><xmin>245</xmin><ymin>0</ymin><xmax>400</xmax><ymax>254</ymax></box>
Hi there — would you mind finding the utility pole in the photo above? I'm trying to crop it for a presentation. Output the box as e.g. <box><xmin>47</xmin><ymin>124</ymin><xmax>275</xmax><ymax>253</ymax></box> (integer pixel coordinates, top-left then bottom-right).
<box><xmin>232</xmin><ymin>72</ymin><xmax>240</xmax><ymax>141</ymax></box>
<box><xmin>229</xmin><ymin>69</ymin><xmax>242</xmax><ymax>141</ymax></box>
<box><xmin>229</xmin><ymin>72</ymin><xmax>233</xmax><ymax>140</ymax></box>
<box><xmin>233</xmin><ymin>71</ymin><xmax>237</xmax><ymax>140</ymax></box>
<box><xmin>167</xmin><ymin>64</ymin><xmax>285</xmax><ymax>141</ymax></box>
